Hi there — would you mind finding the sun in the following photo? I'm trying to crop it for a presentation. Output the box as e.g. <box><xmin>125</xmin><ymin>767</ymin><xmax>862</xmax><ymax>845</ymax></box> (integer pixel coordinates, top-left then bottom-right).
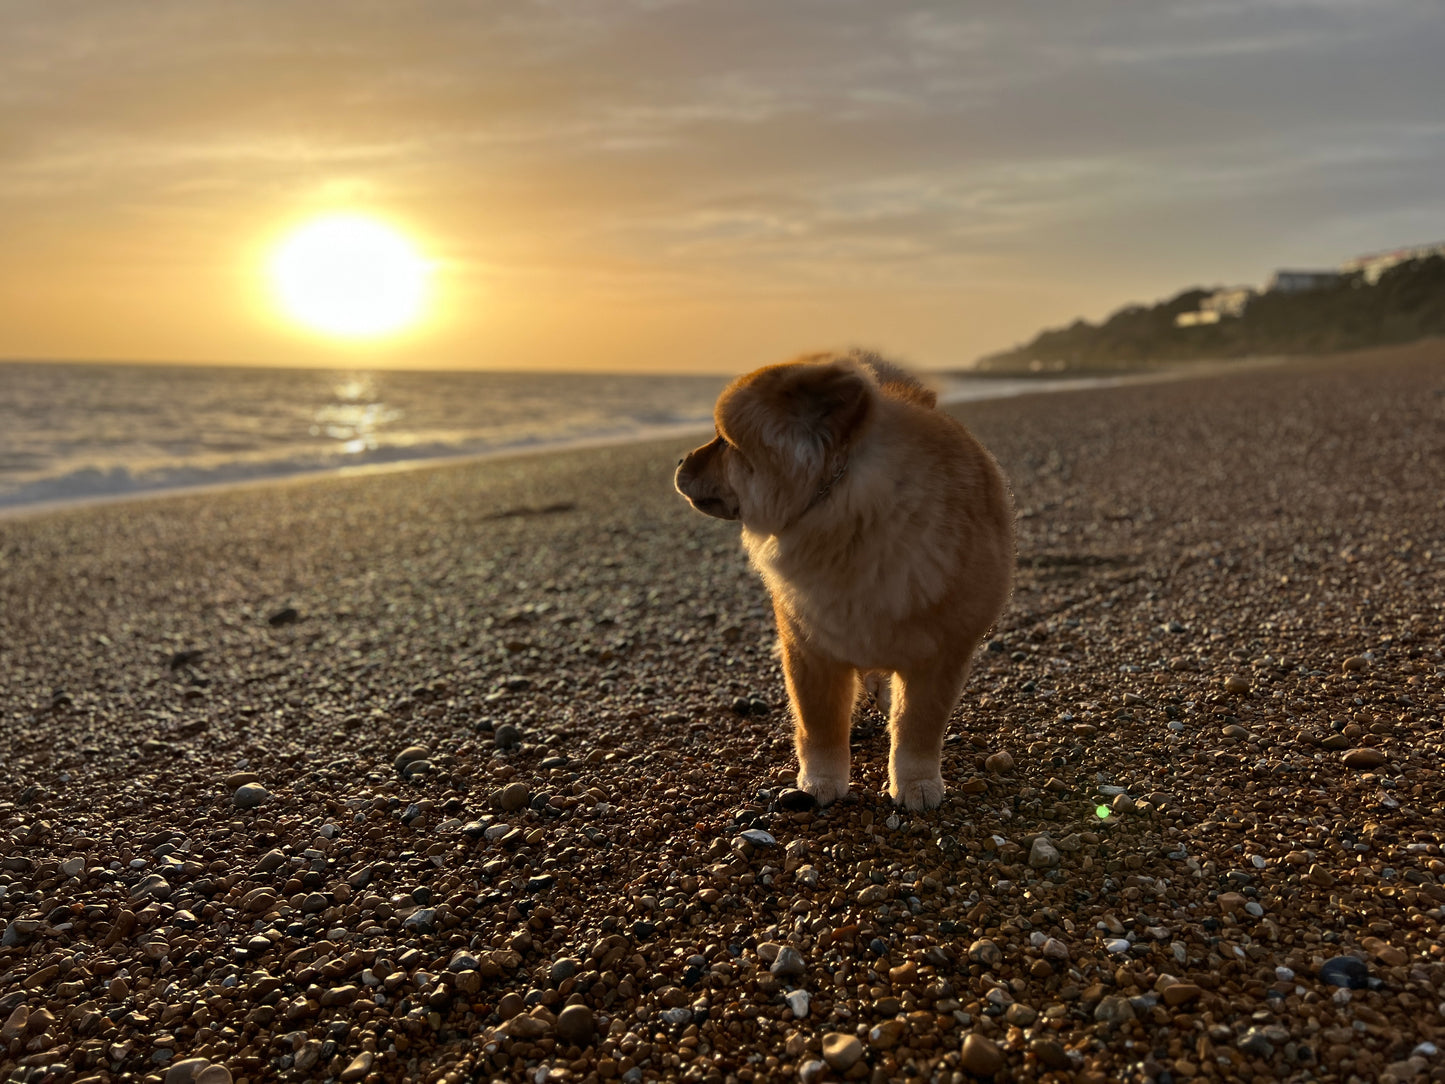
<box><xmin>269</xmin><ymin>214</ymin><xmax>431</xmax><ymax>338</ymax></box>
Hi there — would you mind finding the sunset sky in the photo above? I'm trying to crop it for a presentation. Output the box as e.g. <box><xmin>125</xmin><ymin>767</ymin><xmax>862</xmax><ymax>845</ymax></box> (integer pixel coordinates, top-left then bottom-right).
<box><xmin>4</xmin><ymin>0</ymin><xmax>1443</xmax><ymax>373</ymax></box>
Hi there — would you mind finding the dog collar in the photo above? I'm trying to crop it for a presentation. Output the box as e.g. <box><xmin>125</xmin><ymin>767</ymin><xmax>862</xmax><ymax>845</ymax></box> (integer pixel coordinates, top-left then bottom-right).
<box><xmin>802</xmin><ymin>457</ymin><xmax>848</xmax><ymax>516</ymax></box>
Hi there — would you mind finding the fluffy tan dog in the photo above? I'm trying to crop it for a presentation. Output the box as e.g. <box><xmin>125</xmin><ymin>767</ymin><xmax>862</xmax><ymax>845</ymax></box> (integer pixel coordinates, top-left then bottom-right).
<box><xmin>675</xmin><ymin>350</ymin><xmax>1014</xmax><ymax>810</ymax></box>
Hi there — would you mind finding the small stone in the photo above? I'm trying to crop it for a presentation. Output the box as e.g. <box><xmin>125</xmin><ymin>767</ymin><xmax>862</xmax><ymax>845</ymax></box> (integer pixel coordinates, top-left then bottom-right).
<box><xmin>777</xmin><ymin>788</ymin><xmax>817</xmax><ymax>811</ymax></box>
<box><xmin>1005</xmin><ymin>1003</ymin><xmax>1037</xmax><ymax>1026</ymax></box>
<box><xmin>984</xmin><ymin>751</ymin><xmax>1014</xmax><ymax>773</ymax></box>
<box><xmin>799</xmin><ymin>1060</ymin><xmax>828</xmax><ymax>1084</ymax></box>
<box><xmin>1</xmin><ymin>1005</ymin><xmax>28</xmax><ymax>1041</ymax></box>
<box><xmin>823</xmin><ymin>1032</ymin><xmax>864</xmax><ymax>1071</ymax></box>
<box><xmin>393</xmin><ymin>745</ymin><xmax>429</xmax><ymax>773</ymax></box>
<box><xmin>256</xmin><ymin>849</ymin><xmax>287</xmax><ymax>873</ymax></box>
<box><xmin>1224</xmin><ymin>675</ymin><xmax>1251</xmax><ymax>694</ymax></box>
<box><xmin>739</xmin><ymin>829</ymin><xmax>777</xmax><ymax>848</ymax></box>
<box><xmin>233</xmin><ymin>783</ymin><xmax>270</xmax><ymax>809</ymax></box>
<box><xmin>1111</xmin><ymin>792</ymin><xmax>1136</xmax><ymax>814</ymax></box>
<box><xmin>1307</xmin><ymin>864</ymin><xmax>1336</xmax><ymax>887</ymax></box>
<box><xmin>1163</xmin><ymin>982</ymin><xmax>1203</xmax><ymax>1006</ymax></box>
<box><xmin>1342</xmin><ymin>747</ymin><xmax>1387</xmax><ymax>769</ymax></box>
<box><xmin>1105</xmin><ymin>938</ymin><xmax>1131</xmax><ymax>954</ymax></box>
<box><xmin>498</xmin><ymin>782</ymin><xmax>530</xmax><ymax>811</ymax></box>
<box><xmin>1221</xmin><ymin>724</ymin><xmax>1250</xmax><ymax>739</ymax></box>
<box><xmin>402</xmin><ymin>908</ymin><xmax>436</xmax><ymax>931</ymax></box>
<box><xmin>1342</xmin><ymin>655</ymin><xmax>1369</xmax><ymax>672</ymax></box>
<box><xmin>1237</xmin><ymin>1027</ymin><xmax>1275</xmax><ymax>1057</ymax></box>
<box><xmin>195</xmin><ymin>1067</ymin><xmax>232</xmax><ymax>1084</ymax></box>
<box><xmin>340</xmin><ymin>1052</ymin><xmax>373</xmax><ymax>1081</ymax></box>
<box><xmin>868</xmin><ymin>1018</ymin><xmax>905</xmax><ymax>1050</ymax></box>
<box><xmin>1032</xmin><ymin>1038</ymin><xmax>1071</xmax><ymax>1070</ymax></box>
<box><xmin>785</xmin><ymin>990</ymin><xmax>811</xmax><ymax>1018</ymax></box>
<box><xmin>555</xmin><ymin>1003</ymin><xmax>595</xmax><ymax>1046</ymax></box>
<box><xmin>60</xmin><ymin>856</ymin><xmax>85</xmax><ymax>878</ymax></box>
<box><xmin>223</xmin><ymin>771</ymin><xmax>259</xmax><ymax>791</ymax></box>
<box><xmin>548</xmin><ymin>957</ymin><xmax>580</xmax><ymax>985</ymax></box>
<box><xmin>1319</xmin><ymin>955</ymin><xmax>1372</xmax><ymax>989</ymax></box>
<box><xmin>1041</xmin><ymin>937</ymin><xmax>1070</xmax><ymax>962</ymax></box>
<box><xmin>968</xmin><ymin>939</ymin><xmax>1002</xmax><ymax>966</ymax></box>
<box><xmin>1028</xmin><ymin>836</ymin><xmax>1060</xmax><ymax>868</ymax></box>
<box><xmin>959</xmin><ymin>1032</ymin><xmax>1005</xmax><ymax>1076</ymax></box>
<box><xmin>1217</xmin><ymin>892</ymin><xmax>1248</xmax><ymax>916</ymax></box>
<box><xmin>771</xmin><ymin>946</ymin><xmax>806</xmax><ymax>979</ymax></box>
<box><xmin>493</xmin><ymin>724</ymin><xmax>522</xmax><ymax>750</ymax></box>
<box><xmin>1093</xmin><ymin>995</ymin><xmax>1136</xmax><ymax>1026</ymax></box>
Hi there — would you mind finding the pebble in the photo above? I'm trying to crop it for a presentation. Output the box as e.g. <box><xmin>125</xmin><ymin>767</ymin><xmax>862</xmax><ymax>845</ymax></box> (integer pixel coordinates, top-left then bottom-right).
<box><xmin>968</xmin><ymin>939</ymin><xmax>1002</xmax><ymax>966</ymax></box>
<box><xmin>1094</xmin><ymin>996</ymin><xmax>1136</xmax><ymax>1026</ymax></box>
<box><xmin>1342</xmin><ymin>747</ymin><xmax>1387</xmax><ymax>769</ymax></box>
<box><xmin>739</xmin><ymin>828</ymin><xmax>777</xmax><ymax>847</ymax></box>
<box><xmin>493</xmin><ymin>724</ymin><xmax>522</xmax><ymax>750</ymax></box>
<box><xmin>1032</xmin><ymin>1038</ymin><xmax>1071</xmax><ymax>1071</ymax></box>
<box><xmin>822</xmin><ymin>1032</ymin><xmax>864</xmax><ymax>1071</ymax></box>
<box><xmin>799</xmin><ymin>1060</ymin><xmax>828</xmax><ymax>1084</ymax></box>
<box><xmin>393</xmin><ymin>745</ymin><xmax>429</xmax><ymax>773</ymax></box>
<box><xmin>340</xmin><ymin>1052</ymin><xmax>373</xmax><ymax>1081</ymax></box>
<box><xmin>770</xmin><ymin>945</ymin><xmax>806</xmax><ymax>978</ymax></box>
<box><xmin>233</xmin><ymin>783</ymin><xmax>270</xmax><ymax>808</ymax></box>
<box><xmin>498</xmin><ymin>781</ymin><xmax>530</xmax><ymax>811</ymax></box>
<box><xmin>554</xmin><ymin>1003</ymin><xmax>595</xmax><ymax>1046</ymax></box>
<box><xmin>60</xmin><ymin>855</ymin><xmax>85</xmax><ymax>877</ymax></box>
<box><xmin>869</xmin><ymin>1018</ymin><xmax>905</xmax><ymax>1049</ymax></box>
<box><xmin>785</xmin><ymin>989</ymin><xmax>811</xmax><ymax>1018</ymax></box>
<box><xmin>402</xmin><ymin>908</ymin><xmax>437</xmax><ymax>931</ymax></box>
<box><xmin>1320</xmin><ymin>955</ymin><xmax>1372</xmax><ymax>989</ymax></box>
<box><xmin>1028</xmin><ymin>836</ymin><xmax>1060</xmax><ymax>868</ymax></box>
<box><xmin>959</xmin><ymin>1032</ymin><xmax>1005</xmax><ymax>1075</ymax></box>
<box><xmin>1105</xmin><ymin>938</ymin><xmax>1131</xmax><ymax>954</ymax></box>
<box><xmin>1223</xmin><ymin>675</ymin><xmax>1251</xmax><ymax>693</ymax></box>
<box><xmin>984</xmin><ymin>750</ymin><xmax>1014</xmax><ymax>773</ymax></box>
<box><xmin>776</xmin><ymin>788</ymin><xmax>816</xmax><ymax>811</ymax></box>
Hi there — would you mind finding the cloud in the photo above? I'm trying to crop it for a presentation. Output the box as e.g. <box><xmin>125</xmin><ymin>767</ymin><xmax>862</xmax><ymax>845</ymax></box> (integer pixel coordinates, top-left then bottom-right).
<box><xmin>2</xmin><ymin>0</ymin><xmax>1443</xmax><ymax>365</ymax></box>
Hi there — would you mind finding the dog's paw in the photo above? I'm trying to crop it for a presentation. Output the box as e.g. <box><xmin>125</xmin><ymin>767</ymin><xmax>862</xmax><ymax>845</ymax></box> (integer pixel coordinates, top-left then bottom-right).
<box><xmin>797</xmin><ymin>771</ymin><xmax>850</xmax><ymax>807</ymax></box>
<box><xmin>889</xmin><ymin>774</ymin><xmax>945</xmax><ymax>811</ymax></box>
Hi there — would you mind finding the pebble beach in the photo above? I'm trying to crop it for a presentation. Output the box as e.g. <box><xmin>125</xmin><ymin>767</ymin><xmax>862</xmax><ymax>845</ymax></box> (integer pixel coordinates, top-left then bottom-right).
<box><xmin>2</xmin><ymin>341</ymin><xmax>1444</xmax><ymax>1084</ymax></box>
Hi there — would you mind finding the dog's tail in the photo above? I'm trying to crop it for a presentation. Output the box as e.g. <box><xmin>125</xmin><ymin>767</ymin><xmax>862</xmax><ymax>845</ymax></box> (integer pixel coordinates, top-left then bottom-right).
<box><xmin>849</xmin><ymin>349</ymin><xmax>938</xmax><ymax>409</ymax></box>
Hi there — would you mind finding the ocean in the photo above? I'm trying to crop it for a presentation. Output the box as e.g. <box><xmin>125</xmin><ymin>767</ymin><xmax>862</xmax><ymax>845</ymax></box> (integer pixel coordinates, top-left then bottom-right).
<box><xmin>0</xmin><ymin>360</ymin><xmax>1102</xmax><ymax>514</ymax></box>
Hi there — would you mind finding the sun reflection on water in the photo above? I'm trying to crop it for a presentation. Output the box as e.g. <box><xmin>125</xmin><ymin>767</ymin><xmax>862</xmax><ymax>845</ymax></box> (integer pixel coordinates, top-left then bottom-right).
<box><xmin>310</xmin><ymin>376</ymin><xmax>401</xmax><ymax>454</ymax></box>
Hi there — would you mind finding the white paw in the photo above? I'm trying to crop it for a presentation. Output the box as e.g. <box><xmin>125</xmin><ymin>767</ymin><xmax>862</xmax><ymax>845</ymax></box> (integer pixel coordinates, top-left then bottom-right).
<box><xmin>889</xmin><ymin>774</ymin><xmax>945</xmax><ymax>811</ymax></box>
<box><xmin>797</xmin><ymin>771</ymin><xmax>850</xmax><ymax>806</ymax></box>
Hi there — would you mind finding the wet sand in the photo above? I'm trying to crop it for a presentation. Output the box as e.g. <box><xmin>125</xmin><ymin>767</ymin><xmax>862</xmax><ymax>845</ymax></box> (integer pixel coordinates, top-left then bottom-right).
<box><xmin>1</xmin><ymin>340</ymin><xmax>1443</xmax><ymax>1084</ymax></box>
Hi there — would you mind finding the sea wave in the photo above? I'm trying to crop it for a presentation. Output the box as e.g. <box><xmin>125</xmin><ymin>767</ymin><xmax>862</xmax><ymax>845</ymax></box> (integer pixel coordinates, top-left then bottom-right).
<box><xmin>0</xmin><ymin>418</ymin><xmax>715</xmax><ymax>513</ymax></box>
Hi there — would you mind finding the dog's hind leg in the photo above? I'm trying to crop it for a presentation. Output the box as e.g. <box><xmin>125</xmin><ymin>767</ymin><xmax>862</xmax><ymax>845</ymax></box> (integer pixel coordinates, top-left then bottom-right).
<box><xmin>886</xmin><ymin>655</ymin><xmax>973</xmax><ymax>811</ymax></box>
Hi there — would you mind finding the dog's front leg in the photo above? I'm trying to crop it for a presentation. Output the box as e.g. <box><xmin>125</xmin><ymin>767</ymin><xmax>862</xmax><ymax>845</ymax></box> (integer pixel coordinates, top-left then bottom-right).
<box><xmin>887</xmin><ymin>659</ymin><xmax>972</xmax><ymax>811</ymax></box>
<box><xmin>776</xmin><ymin>614</ymin><xmax>856</xmax><ymax>806</ymax></box>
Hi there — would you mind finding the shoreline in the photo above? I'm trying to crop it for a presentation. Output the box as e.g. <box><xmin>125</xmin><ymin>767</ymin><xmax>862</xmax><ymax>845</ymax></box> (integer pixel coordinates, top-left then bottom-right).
<box><xmin>1</xmin><ymin>340</ymin><xmax>1442</xmax><ymax>1084</ymax></box>
<box><xmin>0</xmin><ymin>344</ymin><xmax>1390</xmax><ymax>523</ymax></box>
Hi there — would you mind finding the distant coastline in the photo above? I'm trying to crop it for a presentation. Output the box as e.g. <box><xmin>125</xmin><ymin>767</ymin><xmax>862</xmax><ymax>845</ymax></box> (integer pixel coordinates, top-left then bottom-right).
<box><xmin>975</xmin><ymin>248</ymin><xmax>1445</xmax><ymax>374</ymax></box>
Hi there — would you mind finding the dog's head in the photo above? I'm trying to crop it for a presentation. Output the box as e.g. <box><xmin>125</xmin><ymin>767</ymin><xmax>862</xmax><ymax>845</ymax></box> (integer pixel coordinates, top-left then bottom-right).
<box><xmin>674</xmin><ymin>354</ymin><xmax>875</xmax><ymax>534</ymax></box>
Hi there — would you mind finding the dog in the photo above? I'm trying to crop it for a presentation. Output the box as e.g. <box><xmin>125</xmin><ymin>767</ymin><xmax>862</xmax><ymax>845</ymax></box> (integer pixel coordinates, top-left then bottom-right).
<box><xmin>675</xmin><ymin>350</ymin><xmax>1014</xmax><ymax>810</ymax></box>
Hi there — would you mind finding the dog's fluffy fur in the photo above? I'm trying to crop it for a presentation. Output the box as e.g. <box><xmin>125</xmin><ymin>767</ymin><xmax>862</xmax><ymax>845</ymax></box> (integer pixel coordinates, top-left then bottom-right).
<box><xmin>675</xmin><ymin>350</ymin><xmax>1014</xmax><ymax>810</ymax></box>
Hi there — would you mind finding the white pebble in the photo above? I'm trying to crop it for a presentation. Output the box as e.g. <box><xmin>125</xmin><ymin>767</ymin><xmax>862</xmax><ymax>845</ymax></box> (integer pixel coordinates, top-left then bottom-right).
<box><xmin>1105</xmin><ymin>939</ymin><xmax>1131</xmax><ymax>954</ymax></box>
<box><xmin>785</xmin><ymin>990</ymin><xmax>810</xmax><ymax>1018</ymax></box>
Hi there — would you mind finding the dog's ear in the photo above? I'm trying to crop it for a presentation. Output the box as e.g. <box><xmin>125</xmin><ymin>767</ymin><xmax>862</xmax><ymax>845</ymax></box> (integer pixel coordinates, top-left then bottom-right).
<box><xmin>784</xmin><ymin>360</ymin><xmax>872</xmax><ymax>450</ymax></box>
